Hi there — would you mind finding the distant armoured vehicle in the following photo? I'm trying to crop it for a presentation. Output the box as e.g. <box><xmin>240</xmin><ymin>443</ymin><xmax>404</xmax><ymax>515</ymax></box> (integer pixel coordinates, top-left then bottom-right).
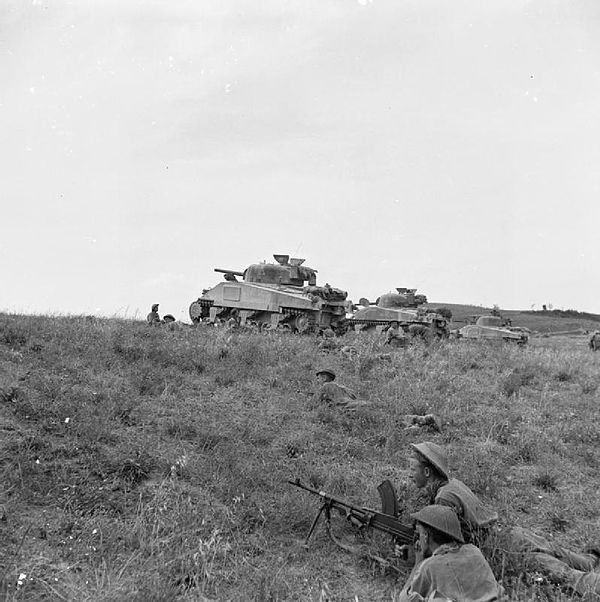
<box><xmin>348</xmin><ymin>288</ymin><xmax>450</xmax><ymax>339</ymax></box>
<box><xmin>457</xmin><ymin>315</ymin><xmax>529</xmax><ymax>345</ymax></box>
<box><xmin>189</xmin><ymin>254</ymin><xmax>348</xmax><ymax>333</ymax></box>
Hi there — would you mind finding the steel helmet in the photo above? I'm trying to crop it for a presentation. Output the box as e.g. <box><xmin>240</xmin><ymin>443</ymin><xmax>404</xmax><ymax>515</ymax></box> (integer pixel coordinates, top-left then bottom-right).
<box><xmin>410</xmin><ymin>442</ymin><xmax>449</xmax><ymax>479</ymax></box>
<box><xmin>316</xmin><ymin>368</ymin><xmax>336</xmax><ymax>380</ymax></box>
<box><xmin>410</xmin><ymin>505</ymin><xmax>464</xmax><ymax>543</ymax></box>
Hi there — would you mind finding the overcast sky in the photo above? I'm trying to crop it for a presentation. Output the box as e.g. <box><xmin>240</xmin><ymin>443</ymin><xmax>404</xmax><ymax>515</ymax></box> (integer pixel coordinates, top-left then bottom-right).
<box><xmin>2</xmin><ymin>0</ymin><xmax>599</xmax><ymax>319</ymax></box>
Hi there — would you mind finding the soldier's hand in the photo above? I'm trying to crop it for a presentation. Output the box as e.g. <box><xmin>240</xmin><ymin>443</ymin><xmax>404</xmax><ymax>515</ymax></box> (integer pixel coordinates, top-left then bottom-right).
<box><xmin>394</xmin><ymin>544</ymin><xmax>412</xmax><ymax>561</ymax></box>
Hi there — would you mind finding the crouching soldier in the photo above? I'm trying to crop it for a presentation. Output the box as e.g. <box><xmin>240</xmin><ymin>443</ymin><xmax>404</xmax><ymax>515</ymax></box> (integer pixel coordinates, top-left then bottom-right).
<box><xmin>147</xmin><ymin>304</ymin><xmax>161</xmax><ymax>325</ymax></box>
<box><xmin>385</xmin><ymin>321</ymin><xmax>408</xmax><ymax>348</ymax></box>
<box><xmin>397</xmin><ymin>505</ymin><xmax>504</xmax><ymax>602</ymax></box>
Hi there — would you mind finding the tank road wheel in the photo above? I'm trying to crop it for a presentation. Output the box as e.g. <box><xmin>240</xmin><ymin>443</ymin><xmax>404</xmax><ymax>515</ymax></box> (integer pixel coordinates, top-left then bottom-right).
<box><xmin>189</xmin><ymin>301</ymin><xmax>203</xmax><ymax>324</ymax></box>
<box><xmin>293</xmin><ymin>313</ymin><xmax>314</xmax><ymax>334</ymax></box>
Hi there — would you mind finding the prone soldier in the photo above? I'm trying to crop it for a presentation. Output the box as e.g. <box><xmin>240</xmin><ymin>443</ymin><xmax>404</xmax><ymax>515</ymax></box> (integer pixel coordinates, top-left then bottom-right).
<box><xmin>397</xmin><ymin>505</ymin><xmax>503</xmax><ymax>602</ymax></box>
<box><xmin>314</xmin><ymin>369</ymin><xmax>368</xmax><ymax>411</ymax></box>
<box><xmin>400</xmin><ymin>441</ymin><xmax>600</xmax><ymax>597</ymax></box>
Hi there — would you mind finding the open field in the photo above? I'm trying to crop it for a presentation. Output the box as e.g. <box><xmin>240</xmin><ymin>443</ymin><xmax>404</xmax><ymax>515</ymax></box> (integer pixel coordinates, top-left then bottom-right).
<box><xmin>1</xmin><ymin>312</ymin><xmax>599</xmax><ymax>601</ymax></box>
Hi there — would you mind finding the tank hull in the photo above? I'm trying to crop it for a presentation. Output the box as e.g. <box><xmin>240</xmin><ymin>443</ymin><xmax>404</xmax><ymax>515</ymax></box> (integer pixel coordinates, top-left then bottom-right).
<box><xmin>190</xmin><ymin>281</ymin><xmax>347</xmax><ymax>332</ymax></box>
<box><xmin>458</xmin><ymin>324</ymin><xmax>528</xmax><ymax>344</ymax></box>
<box><xmin>349</xmin><ymin>306</ymin><xmax>449</xmax><ymax>338</ymax></box>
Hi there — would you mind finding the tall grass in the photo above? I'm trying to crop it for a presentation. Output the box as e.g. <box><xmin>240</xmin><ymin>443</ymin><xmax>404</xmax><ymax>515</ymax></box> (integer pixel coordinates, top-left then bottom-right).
<box><xmin>0</xmin><ymin>313</ymin><xmax>599</xmax><ymax>600</ymax></box>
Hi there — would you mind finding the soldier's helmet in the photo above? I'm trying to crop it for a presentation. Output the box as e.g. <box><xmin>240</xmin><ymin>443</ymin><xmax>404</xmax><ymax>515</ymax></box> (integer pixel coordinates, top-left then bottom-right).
<box><xmin>152</xmin><ymin>304</ymin><xmax>159</xmax><ymax>312</ymax></box>
<box><xmin>410</xmin><ymin>441</ymin><xmax>449</xmax><ymax>479</ymax></box>
<box><xmin>316</xmin><ymin>368</ymin><xmax>336</xmax><ymax>381</ymax></box>
<box><xmin>410</xmin><ymin>505</ymin><xmax>464</xmax><ymax>543</ymax></box>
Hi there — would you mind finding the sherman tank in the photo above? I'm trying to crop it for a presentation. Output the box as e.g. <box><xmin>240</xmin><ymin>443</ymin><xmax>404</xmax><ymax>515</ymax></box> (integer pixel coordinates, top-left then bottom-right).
<box><xmin>189</xmin><ymin>254</ymin><xmax>348</xmax><ymax>333</ymax></box>
<box><xmin>457</xmin><ymin>315</ymin><xmax>529</xmax><ymax>345</ymax></box>
<box><xmin>348</xmin><ymin>288</ymin><xmax>449</xmax><ymax>339</ymax></box>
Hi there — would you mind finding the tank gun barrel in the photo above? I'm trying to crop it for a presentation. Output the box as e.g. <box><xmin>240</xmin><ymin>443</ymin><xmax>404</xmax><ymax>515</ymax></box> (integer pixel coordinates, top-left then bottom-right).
<box><xmin>214</xmin><ymin>268</ymin><xmax>245</xmax><ymax>277</ymax></box>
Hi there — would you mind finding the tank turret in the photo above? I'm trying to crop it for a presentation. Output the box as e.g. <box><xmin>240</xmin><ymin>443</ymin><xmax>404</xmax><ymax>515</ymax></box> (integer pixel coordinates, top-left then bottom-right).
<box><xmin>244</xmin><ymin>255</ymin><xmax>318</xmax><ymax>287</ymax></box>
<box><xmin>377</xmin><ymin>288</ymin><xmax>428</xmax><ymax>309</ymax></box>
<box><xmin>213</xmin><ymin>255</ymin><xmax>318</xmax><ymax>287</ymax></box>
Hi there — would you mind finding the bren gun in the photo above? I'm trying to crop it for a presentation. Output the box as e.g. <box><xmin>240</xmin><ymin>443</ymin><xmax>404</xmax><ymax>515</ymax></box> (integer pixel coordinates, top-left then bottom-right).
<box><xmin>288</xmin><ymin>478</ymin><xmax>414</xmax><ymax>569</ymax></box>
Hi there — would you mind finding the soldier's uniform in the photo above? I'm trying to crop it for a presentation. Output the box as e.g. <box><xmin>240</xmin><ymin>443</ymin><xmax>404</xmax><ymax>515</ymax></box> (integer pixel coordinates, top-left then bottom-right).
<box><xmin>317</xmin><ymin>381</ymin><xmax>359</xmax><ymax>409</ymax></box>
<box><xmin>428</xmin><ymin>478</ymin><xmax>498</xmax><ymax>545</ymax></box>
<box><xmin>510</xmin><ymin>528</ymin><xmax>600</xmax><ymax>596</ymax></box>
<box><xmin>398</xmin><ymin>543</ymin><xmax>503</xmax><ymax>602</ymax></box>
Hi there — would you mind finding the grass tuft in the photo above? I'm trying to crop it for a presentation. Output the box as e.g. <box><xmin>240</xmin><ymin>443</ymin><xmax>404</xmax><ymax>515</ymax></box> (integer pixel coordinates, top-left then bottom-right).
<box><xmin>532</xmin><ymin>472</ymin><xmax>559</xmax><ymax>492</ymax></box>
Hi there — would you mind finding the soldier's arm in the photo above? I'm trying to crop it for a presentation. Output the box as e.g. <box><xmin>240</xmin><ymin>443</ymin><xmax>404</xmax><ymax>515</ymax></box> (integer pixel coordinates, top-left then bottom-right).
<box><xmin>397</xmin><ymin>561</ymin><xmax>432</xmax><ymax>602</ymax></box>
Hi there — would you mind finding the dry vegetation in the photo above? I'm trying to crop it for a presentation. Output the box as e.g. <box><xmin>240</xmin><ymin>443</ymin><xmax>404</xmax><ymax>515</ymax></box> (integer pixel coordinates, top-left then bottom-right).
<box><xmin>1</xmin><ymin>313</ymin><xmax>599</xmax><ymax>601</ymax></box>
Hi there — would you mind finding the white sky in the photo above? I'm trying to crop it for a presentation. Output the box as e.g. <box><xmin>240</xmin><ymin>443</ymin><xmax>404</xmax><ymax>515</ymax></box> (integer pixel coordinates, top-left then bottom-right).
<box><xmin>2</xmin><ymin>0</ymin><xmax>599</xmax><ymax>319</ymax></box>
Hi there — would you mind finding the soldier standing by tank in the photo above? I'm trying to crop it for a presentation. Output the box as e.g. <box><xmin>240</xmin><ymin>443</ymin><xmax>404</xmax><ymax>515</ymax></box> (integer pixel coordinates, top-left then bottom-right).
<box><xmin>147</xmin><ymin>304</ymin><xmax>160</xmax><ymax>325</ymax></box>
<box><xmin>398</xmin><ymin>441</ymin><xmax>600</xmax><ymax>596</ymax></box>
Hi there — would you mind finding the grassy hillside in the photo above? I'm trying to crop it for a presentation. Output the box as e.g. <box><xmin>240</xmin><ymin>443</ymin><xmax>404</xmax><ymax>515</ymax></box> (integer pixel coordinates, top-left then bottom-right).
<box><xmin>1</xmin><ymin>313</ymin><xmax>599</xmax><ymax>601</ymax></box>
<box><xmin>427</xmin><ymin>303</ymin><xmax>600</xmax><ymax>334</ymax></box>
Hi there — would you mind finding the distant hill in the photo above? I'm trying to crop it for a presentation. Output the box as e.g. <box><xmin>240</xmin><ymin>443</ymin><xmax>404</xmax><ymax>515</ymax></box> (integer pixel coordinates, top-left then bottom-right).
<box><xmin>426</xmin><ymin>302</ymin><xmax>600</xmax><ymax>334</ymax></box>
